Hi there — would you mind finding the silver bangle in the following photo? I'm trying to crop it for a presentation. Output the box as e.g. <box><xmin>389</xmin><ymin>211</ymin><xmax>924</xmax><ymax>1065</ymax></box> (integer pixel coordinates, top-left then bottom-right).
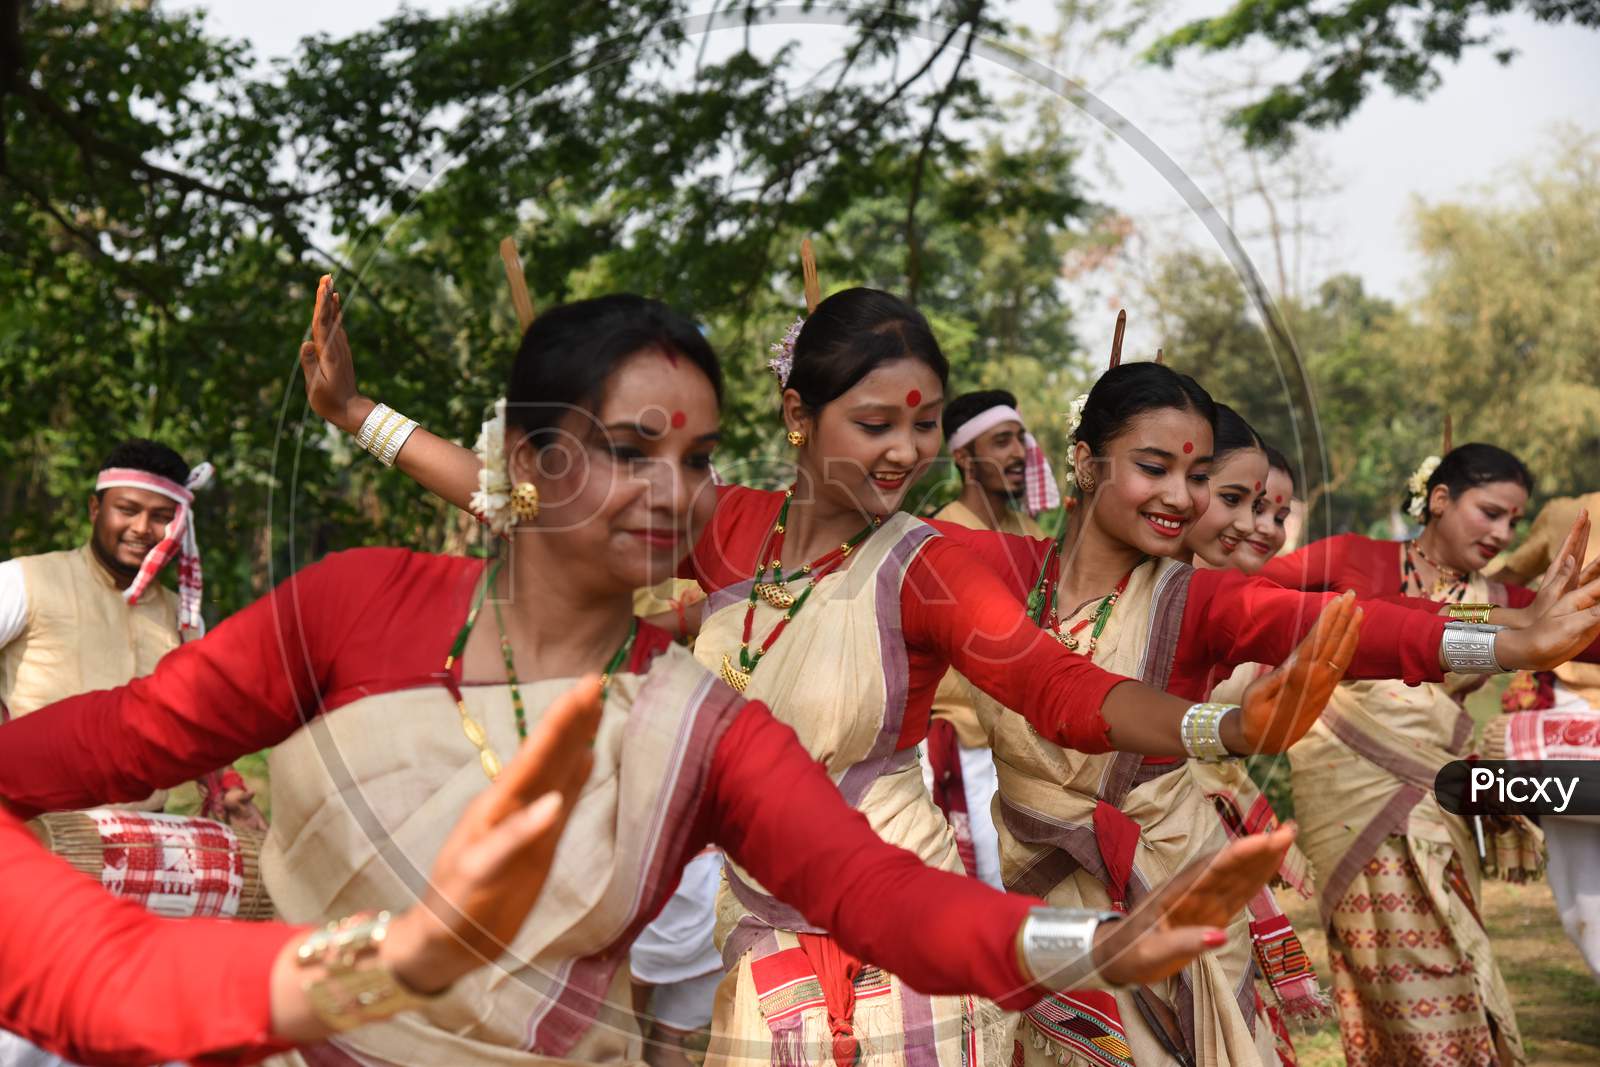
<box><xmin>1180</xmin><ymin>701</ymin><xmax>1234</xmax><ymax>762</ymax></box>
<box><xmin>354</xmin><ymin>403</ymin><xmax>419</xmax><ymax>469</ymax></box>
<box><xmin>1020</xmin><ymin>907</ymin><xmax>1122</xmax><ymax>991</ymax></box>
<box><xmin>1441</xmin><ymin>621</ymin><xmax>1503</xmax><ymax>674</ymax></box>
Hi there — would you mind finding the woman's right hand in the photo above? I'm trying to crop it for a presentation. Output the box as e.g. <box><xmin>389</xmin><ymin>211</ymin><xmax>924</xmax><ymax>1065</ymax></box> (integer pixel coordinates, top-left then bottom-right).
<box><xmin>1092</xmin><ymin>824</ymin><xmax>1296</xmax><ymax>986</ymax></box>
<box><xmin>1494</xmin><ymin>567</ymin><xmax>1600</xmax><ymax>671</ymax></box>
<box><xmin>299</xmin><ymin>275</ymin><xmax>373</xmax><ymax>435</ymax></box>
<box><xmin>378</xmin><ymin>675</ymin><xmax>604</xmax><ymax>993</ymax></box>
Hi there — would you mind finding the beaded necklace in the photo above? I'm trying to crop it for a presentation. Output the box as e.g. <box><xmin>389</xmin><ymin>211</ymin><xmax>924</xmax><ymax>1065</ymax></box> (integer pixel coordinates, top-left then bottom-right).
<box><xmin>1404</xmin><ymin>539</ymin><xmax>1469</xmax><ymax>602</ymax></box>
<box><xmin>1024</xmin><ymin>527</ymin><xmax>1144</xmax><ymax>655</ymax></box>
<box><xmin>718</xmin><ymin>488</ymin><xmax>880</xmax><ymax>692</ymax></box>
<box><xmin>444</xmin><ymin>559</ymin><xmax>637</xmax><ymax>780</ymax></box>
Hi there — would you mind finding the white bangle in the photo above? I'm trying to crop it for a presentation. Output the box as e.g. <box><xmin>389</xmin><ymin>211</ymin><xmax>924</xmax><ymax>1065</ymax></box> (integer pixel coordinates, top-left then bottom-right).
<box><xmin>1020</xmin><ymin>907</ymin><xmax>1122</xmax><ymax>991</ymax></box>
<box><xmin>1441</xmin><ymin>621</ymin><xmax>1503</xmax><ymax>674</ymax></box>
<box><xmin>1180</xmin><ymin>701</ymin><xmax>1234</xmax><ymax>762</ymax></box>
<box><xmin>354</xmin><ymin>403</ymin><xmax>419</xmax><ymax>468</ymax></box>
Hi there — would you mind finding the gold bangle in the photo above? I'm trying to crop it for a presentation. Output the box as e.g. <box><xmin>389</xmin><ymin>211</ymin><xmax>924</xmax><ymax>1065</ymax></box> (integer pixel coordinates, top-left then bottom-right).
<box><xmin>1446</xmin><ymin>602</ymin><xmax>1495</xmax><ymax>625</ymax></box>
<box><xmin>296</xmin><ymin>910</ymin><xmax>440</xmax><ymax>1031</ymax></box>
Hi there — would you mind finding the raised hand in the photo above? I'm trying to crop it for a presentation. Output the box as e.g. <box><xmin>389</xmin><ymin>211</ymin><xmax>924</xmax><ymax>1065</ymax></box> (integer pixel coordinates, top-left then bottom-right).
<box><xmin>1236</xmin><ymin>592</ymin><xmax>1362</xmax><ymax>754</ymax></box>
<box><xmin>1496</xmin><ymin>569</ymin><xmax>1600</xmax><ymax>671</ymax></box>
<box><xmin>1093</xmin><ymin>825</ymin><xmax>1296</xmax><ymax>986</ymax></box>
<box><xmin>298</xmin><ymin>275</ymin><xmax>373</xmax><ymax>435</ymax></box>
<box><xmin>380</xmin><ymin>675</ymin><xmax>604</xmax><ymax>993</ymax></box>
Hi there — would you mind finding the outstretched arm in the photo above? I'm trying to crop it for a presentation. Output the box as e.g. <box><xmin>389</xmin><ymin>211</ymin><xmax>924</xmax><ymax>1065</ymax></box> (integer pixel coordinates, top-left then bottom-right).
<box><xmin>705</xmin><ymin>703</ymin><xmax>1290</xmax><ymax>1002</ymax></box>
<box><xmin>905</xmin><ymin>539</ymin><xmax>1362</xmax><ymax>756</ymax></box>
<box><xmin>0</xmin><ymin>550</ymin><xmax>406</xmax><ymax>817</ymax></box>
<box><xmin>0</xmin><ymin>677</ymin><xmax>598</xmax><ymax>1065</ymax></box>
<box><xmin>301</xmin><ymin>276</ymin><xmax>482</xmax><ymax>513</ymax></box>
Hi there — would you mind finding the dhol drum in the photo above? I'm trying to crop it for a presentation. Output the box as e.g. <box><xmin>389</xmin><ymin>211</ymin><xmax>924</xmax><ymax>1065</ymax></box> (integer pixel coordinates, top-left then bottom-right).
<box><xmin>27</xmin><ymin>808</ymin><xmax>275</xmax><ymax>920</ymax></box>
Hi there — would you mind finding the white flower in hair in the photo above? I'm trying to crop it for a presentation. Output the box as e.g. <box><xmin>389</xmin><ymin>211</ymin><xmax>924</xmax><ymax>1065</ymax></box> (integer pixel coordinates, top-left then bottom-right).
<box><xmin>1061</xmin><ymin>393</ymin><xmax>1090</xmax><ymax>470</ymax></box>
<box><xmin>1406</xmin><ymin>455</ymin><xmax>1442</xmax><ymax>520</ymax></box>
<box><xmin>471</xmin><ymin>398</ymin><xmax>516</xmax><ymax>536</ymax></box>
<box><xmin>768</xmin><ymin>315</ymin><xmax>804</xmax><ymax>388</ymax></box>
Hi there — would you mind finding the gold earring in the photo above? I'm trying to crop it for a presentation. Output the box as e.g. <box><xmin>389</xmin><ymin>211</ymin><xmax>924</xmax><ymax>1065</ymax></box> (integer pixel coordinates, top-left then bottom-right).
<box><xmin>1075</xmin><ymin>469</ymin><xmax>1096</xmax><ymax>494</ymax></box>
<box><xmin>511</xmin><ymin>482</ymin><xmax>540</xmax><ymax>521</ymax></box>
<box><xmin>786</xmin><ymin>430</ymin><xmax>807</xmax><ymax>447</ymax></box>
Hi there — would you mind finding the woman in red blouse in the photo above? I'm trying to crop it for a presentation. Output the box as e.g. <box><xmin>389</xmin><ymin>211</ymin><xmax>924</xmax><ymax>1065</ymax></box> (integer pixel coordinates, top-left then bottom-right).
<box><xmin>942</xmin><ymin>366</ymin><xmax>1597</xmax><ymax>1065</ymax></box>
<box><xmin>0</xmin><ymin>291</ymin><xmax>1305</xmax><ymax>1067</ymax></box>
<box><xmin>1255</xmin><ymin>443</ymin><xmax>1599</xmax><ymax>1067</ymax></box>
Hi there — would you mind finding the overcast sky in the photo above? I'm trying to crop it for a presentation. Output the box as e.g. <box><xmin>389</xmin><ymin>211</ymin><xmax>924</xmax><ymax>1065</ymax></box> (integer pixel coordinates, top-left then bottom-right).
<box><xmin>191</xmin><ymin>0</ymin><xmax>1600</xmax><ymax>312</ymax></box>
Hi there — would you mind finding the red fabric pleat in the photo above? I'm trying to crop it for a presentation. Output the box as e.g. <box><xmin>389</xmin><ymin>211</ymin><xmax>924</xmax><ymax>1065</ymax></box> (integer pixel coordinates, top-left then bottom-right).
<box><xmin>797</xmin><ymin>933</ymin><xmax>863</xmax><ymax>1065</ymax></box>
<box><xmin>1092</xmin><ymin>799</ymin><xmax>1140</xmax><ymax>910</ymax></box>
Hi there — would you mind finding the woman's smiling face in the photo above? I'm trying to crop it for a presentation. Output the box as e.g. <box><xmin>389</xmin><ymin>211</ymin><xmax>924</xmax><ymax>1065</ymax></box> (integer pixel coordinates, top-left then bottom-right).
<box><xmin>1077</xmin><ymin>408</ymin><xmax>1215</xmax><ymax>559</ymax></box>
<box><xmin>1233</xmin><ymin>465</ymin><xmax>1295</xmax><ymax>574</ymax></box>
<box><xmin>1185</xmin><ymin>447</ymin><xmax>1269</xmax><ymax>567</ymax></box>
<box><xmin>790</xmin><ymin>357</ymin><xmax>946</xmax><ymax>519</ymax></box>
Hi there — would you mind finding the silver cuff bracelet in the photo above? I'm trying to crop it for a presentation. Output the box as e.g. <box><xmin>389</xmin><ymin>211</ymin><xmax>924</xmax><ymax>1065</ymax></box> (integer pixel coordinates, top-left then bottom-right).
<box><xmin>1021</xmin><ymin>907</ymin><xmax>1122</xmax><ymax>992</ymax></box>
<box><xmin>1179</xmin><ymin>702</ymin><xmax>1235</xmax><ymax>762</ymax></box>
<box><xmin>1441</xmin><ymin>621</ymin><xmax>1503</xmax><ymax>674</ymax></box>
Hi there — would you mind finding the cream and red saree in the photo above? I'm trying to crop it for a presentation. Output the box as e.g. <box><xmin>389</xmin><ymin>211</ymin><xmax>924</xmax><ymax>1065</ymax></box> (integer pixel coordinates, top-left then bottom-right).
<box><xmin>1288</xmin><ymin>562</ymin><xmax>1528</xmax><ymax>1067</ymax></box>
<box><xmin>261</xmin><ymin>644</ymin><xmax>743</xmax><ymax>1066</ymax></box>
<box><xmin>696</xmin><ymin>514</ymin><xmax>1009</xmax><ymax>1067</ymax></box>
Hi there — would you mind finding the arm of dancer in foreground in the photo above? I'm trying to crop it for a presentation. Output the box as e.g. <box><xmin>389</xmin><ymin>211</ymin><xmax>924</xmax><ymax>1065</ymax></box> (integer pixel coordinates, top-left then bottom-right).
<box><xmin>0</xmin><ymin>677</ymin><xmax>600</xmax><ymax>1066</ymax></box>
<box><xmin>0</xmin><ymin>551</ymin><xmax>1295</xmax><ymax>1009</ymax></box>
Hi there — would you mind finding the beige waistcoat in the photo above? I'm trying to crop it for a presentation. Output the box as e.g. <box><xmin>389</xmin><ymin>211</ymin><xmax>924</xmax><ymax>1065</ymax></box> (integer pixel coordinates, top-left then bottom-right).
<box><xmin>1</xmin><ymin>545</ymin><xmax>180</xmax><ymax>720</ymax></box>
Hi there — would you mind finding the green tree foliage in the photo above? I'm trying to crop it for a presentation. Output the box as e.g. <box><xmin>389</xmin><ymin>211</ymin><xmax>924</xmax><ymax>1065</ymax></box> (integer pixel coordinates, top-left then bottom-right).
<box><xmin>1145</xmin><ymin>252</ymin><xmax>1429</xmax><ymax>536</ymax></box>
<box><xmin>1146</xmin><ymin>0</ymin><xmax>1600</xmax><ymax>146</ymax></box>
<box><xmin>1147</xmin><ymin>129</ymin><xmax>1600</xmax><ymax>536</ymax></box>
<box><xmin>1</xmin><ymin>0</ymin><xmax>1100</xmax><ymax>615</ymax></box>
<box><xmin>1402</xmin><ymin>129</ymin><xmax>1600</xmax><ymax>494</ymax></box>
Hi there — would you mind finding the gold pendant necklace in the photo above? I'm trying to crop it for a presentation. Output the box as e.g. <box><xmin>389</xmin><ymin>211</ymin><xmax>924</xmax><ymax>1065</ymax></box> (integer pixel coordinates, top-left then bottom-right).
<box><xmin>719</xmin><ymin>654</ymin><xmax>752</xmax><ymax>692</ymax></box>
<box><xmin>752</xmin><ymin>582</ymin><xmax>797</xmax><ymax>610</ymax></box>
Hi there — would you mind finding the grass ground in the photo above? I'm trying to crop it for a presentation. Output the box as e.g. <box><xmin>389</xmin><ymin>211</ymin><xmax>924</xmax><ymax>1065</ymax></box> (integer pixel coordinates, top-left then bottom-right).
<box><xmin>1276</xmin><ymin>674</ymin><xmax>1600</xmax><ymax>1065</ymax></box>
<box><xmin>1277</xmin><ymin>881</ymin><xmax>1600</xmax><ymax>1066</ymax></box>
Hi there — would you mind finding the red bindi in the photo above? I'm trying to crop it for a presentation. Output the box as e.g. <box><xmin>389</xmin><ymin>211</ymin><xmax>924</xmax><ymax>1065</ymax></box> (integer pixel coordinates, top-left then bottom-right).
<box><xmin>1255</xmin><ymin>482</ymin><xmax>1262</xmax><ymax>492</ymax></box>
<box><xmin>1182</xmin><ymin>441</ymin><xmax>1194</xmax><ymax>454</ymax></box>
<box><xmin>1275</xmin><ymin>495</ymin><xmax>1284</xmax><ymax>503</ymax></box>
<box><xmin>905</xmin><ymin>389</ymin><xmax>922</xmax><ymax>407</ymax></box>
<box><xmin>670</xmin><ymin>410</ymin><xmax>686</xmax><ymax>429</ymax></box>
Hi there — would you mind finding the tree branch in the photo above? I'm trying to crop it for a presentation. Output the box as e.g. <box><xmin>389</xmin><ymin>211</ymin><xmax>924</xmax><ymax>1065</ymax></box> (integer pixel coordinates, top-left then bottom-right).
<box><xmin>905</xmin><ymin>4</ymin><xmax>980</xmax><ymax>301</ymax></box>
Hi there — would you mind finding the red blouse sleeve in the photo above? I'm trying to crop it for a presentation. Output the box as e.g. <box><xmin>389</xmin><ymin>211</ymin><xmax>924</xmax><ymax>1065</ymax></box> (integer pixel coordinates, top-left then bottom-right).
<box><xmin>901</xmin><ymin>538</ymin><xmax>1125</xmax><ymax>754</ymax></box>
<box><xmin>0</xmin><ymin>549</ymin><xmax>418</xmax><ymax>818</ymax></box>
<box><xmin>924</xmin><ymin>520</ymin><xmax>1052</xmax><ymax>603</ymax></box>
<box><xmin>1174</xmin><ymin>569</ymin><xmax>1448</xmax><ymax>692</ymax></box>
<box><xmin>704</xmin><ymin>703</ymin><xmax>1046</xmax><ymax>1009</ymax></box>
<box><xmin>0</xmin><ymin>810</ymin><xmax>303</xmax><ymax>1066</ymax></box>
<box><xmin>1257</xmin><ymin>534</ymin><xmax>1340</xmax><ymax>591</ymax></box>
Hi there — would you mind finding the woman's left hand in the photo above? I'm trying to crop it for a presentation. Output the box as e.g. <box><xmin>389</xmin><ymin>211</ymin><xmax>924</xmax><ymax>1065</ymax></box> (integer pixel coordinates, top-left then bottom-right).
<box><xmin>1092</xmin><ymin>825</ymin><xmax>1296</xmax><ymax>986</ymax></box>
<box><xmin>1234</xmin><ymin>592</ymin><xmax>1361</xmax><ymax>754</ymax></box>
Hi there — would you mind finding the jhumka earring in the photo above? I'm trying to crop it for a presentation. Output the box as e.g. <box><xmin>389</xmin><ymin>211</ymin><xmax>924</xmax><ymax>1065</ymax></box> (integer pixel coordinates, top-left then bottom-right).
<box><xmin>786</xmin><ymin>430</ymin><xmax>807</xmax><ymax>447</ymax></box>
<box><xmin>510</xmin><ymin>482</ymin><xmax>540</xmax><ymax>521</ymax></box>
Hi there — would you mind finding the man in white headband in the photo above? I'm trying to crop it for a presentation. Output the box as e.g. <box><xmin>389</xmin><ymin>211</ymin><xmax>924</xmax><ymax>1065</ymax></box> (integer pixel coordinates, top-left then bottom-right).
<box><xmin>923</xmin><ymin>390</ymin><xmax>1061</xmax><ymax>889</ymax></box>
<box><xmin>0</xmin><ymin>439</ymin><xmax>262</xmax><ymax>827</ymax></box>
